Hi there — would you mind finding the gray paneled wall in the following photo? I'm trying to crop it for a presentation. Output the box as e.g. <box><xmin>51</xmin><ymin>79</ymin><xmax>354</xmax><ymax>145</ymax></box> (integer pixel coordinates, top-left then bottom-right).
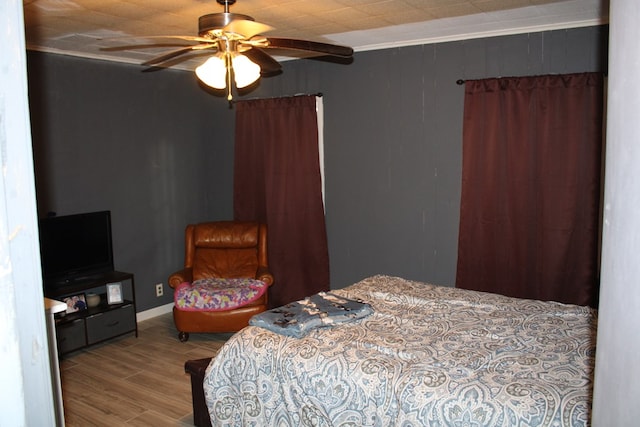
<box><xmin>27</xmin><ymin>25</ymin><xmax>607</xmax><ymax>311</ymax></box>
<box><xmin>254</xmin><ymin>26</ymin><xmax>607</xmax><ymax>289</ymax></box>
<box><xmin>28</xmin><ymin>53</ymin><xmax>236</xmax><ymax>311</ymax></box>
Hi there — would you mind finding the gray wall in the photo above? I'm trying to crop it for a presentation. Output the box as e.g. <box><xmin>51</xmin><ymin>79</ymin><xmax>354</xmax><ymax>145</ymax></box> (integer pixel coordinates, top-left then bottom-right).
<box><xmin>254</xmin><ymin>26</ymin><xmax>608</xmax><ymax>289</ymax></box>
<box><xmin>28</xmin><ymin>54</ymin><xmax>236</xmax><ymax>311</ymax></box>
<box><xmin>27</xmin><ymin>25</ymin><xmax>608</xmax><ymax>311</ymax></box>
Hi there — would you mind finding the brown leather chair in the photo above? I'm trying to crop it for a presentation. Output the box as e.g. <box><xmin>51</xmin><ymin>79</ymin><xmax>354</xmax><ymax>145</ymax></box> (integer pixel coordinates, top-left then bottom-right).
<box><xmin>168</xmin><ymin>221</ymin><xmax>274</xmax><ymax>342</ymax></box>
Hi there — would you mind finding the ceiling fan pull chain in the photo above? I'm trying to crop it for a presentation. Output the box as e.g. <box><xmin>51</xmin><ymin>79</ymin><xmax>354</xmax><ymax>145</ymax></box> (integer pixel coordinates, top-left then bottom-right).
<box><xmin>225</xmin><ymin>54</ymin><xmax>233</xmax><ymax>101</ymax></box>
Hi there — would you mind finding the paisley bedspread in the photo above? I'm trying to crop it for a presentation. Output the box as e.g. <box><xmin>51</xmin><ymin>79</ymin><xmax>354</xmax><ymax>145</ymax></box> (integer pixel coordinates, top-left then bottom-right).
<box><xmin>203</xmin><ymin>275</ymin><xmax>597</xmax><ymax>426</ymax></box>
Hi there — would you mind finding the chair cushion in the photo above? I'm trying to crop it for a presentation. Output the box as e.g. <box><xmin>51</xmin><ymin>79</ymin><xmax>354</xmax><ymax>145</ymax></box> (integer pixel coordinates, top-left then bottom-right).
<box><xmin>174</xmin><ymin>278</ymin><xmax>268</xmax><ymax>312</ymax></box>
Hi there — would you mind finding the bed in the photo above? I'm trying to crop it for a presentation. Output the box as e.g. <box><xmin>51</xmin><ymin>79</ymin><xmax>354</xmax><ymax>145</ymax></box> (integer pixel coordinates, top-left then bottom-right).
<box><xmin>201</xmin><ymin>275</ymin><xmax>597</xmax><ymax>426</ymax></box>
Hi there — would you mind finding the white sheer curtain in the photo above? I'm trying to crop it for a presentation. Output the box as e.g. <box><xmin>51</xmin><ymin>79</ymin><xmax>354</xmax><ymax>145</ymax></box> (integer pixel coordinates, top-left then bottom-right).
<box><xmin>316</xmin><ymin>96</ymin><xmax>325</xmax><ymax>210</ymax></box>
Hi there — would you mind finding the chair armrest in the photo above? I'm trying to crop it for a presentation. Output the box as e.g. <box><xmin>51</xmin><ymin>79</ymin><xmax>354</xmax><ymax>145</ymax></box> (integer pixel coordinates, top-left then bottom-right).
<box><xmin>256</xmin><ymin>266</ymin><xmax>274</xmax><ymax>286</ymax></box>
<box><xmin>169</xmin><ymin>267</ymin><xmax>193</xmax><ymax>289</ymax></box>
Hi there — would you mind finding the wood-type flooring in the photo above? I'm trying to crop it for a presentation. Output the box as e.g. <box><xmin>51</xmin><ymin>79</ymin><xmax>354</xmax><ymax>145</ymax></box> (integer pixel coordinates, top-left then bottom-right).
<box><xmin>59</xmin><ymin>312</ymin><xmax>231</xmax><ymax>426</ymax></box>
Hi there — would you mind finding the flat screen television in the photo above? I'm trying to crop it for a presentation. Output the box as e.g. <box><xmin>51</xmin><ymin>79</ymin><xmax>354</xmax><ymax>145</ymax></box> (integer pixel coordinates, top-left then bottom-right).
<box><xmin>38</xmin><ymin>210</ymin><xmax>114</xmax><ymax>288</ymax></box>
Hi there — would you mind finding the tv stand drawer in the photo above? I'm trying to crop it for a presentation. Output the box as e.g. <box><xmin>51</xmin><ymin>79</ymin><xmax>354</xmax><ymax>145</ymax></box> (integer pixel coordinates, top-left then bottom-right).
<box><xmin>56</xmin><ymin>318</ymin><xmax>86</xmax><ymax>354</ymax></box>
<box><xmin>86</xmin><ymin>304</ymin><xmax>136</xmax><ymax>345</ymax></box>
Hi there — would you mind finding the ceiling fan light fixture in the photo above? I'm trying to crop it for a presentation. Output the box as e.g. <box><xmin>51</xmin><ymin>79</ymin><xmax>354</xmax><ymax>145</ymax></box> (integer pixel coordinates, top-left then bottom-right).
<box><xmin>131</xmin><ymin>0</ymin><xmax>351</xmax><ymax>101</ymax></box>
<box><xmin>232</xmin><ymin>54</ymin><xmax>261</xmax><ymax>88</ymax></box>
<box><xmin>195</xmin><ymin>55</ymin><xmax>227</xmax><ymax>89</ymax></box>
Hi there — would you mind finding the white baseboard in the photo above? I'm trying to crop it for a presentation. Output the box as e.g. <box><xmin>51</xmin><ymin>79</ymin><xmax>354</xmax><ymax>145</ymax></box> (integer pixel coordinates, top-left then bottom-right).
<box><xmin>136</xmin><ymin>302</ymin><xmax>173</xmax><ymax>322</ymax></box>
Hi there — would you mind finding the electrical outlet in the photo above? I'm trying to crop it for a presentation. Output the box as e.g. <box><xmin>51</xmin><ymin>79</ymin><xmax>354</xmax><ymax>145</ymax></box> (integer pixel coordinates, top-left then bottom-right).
<box><xmin>155</xmin><ymin>283</ymin><xmax>163</xmax><ymax>297</ymax></box>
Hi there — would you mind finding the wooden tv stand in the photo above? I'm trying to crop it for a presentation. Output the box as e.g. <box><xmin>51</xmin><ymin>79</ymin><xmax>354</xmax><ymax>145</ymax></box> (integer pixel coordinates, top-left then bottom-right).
<box><xmin>45</xmin><ymin>271</ymin><xmax>137</xmax><ymax>356</ymax></box>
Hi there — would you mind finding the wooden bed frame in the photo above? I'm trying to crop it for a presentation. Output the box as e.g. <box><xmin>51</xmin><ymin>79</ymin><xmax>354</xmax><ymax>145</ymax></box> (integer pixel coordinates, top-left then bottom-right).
<box><xmin>185</xmin><ymin>357</ymin><xmax>213</xmax><ymax>427</ymax></box>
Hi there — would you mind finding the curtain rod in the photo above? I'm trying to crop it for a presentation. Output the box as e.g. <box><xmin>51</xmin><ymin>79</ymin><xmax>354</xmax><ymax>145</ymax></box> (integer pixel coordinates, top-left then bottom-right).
<box><xmin>456</xmin><ymin>72</ymin><xmax>607</xmax><ymax>85</ymax></box>
<box><xmin>258</xmin><ymin>92</ymin><xmax>323</xmax><ymax>100</ymax></box>
<box><xmin>232</xmin><ymin>92</ymin><xmax>323</xmax><ymax>104</ymax></box>
<box><xmin>227</xmin><ymin>92</ymin><xmax>322</xmax><ymax>108</ymax></box>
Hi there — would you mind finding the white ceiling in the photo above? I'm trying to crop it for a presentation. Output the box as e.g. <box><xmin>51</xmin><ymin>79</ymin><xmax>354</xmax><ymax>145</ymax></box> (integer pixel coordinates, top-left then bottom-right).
<box><xmin>23</xmin><ymin>0</ymin><xmax>609</xmax><ymax>71</ymax></box>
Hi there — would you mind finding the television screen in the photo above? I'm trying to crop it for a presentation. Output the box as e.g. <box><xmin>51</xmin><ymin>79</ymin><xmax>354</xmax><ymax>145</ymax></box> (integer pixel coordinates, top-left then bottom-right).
<box><xmin>38</xmin><ymin>210</ymin><xmax>114</xmax><ymax>287</ymax></box>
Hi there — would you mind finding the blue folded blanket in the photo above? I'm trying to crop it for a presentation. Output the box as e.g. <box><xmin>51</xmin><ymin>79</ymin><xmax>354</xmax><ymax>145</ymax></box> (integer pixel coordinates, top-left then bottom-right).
<box><xmin>249</xmin><ymin>292</ymin><xmax>373</xmax><ymax>338</ymax></box>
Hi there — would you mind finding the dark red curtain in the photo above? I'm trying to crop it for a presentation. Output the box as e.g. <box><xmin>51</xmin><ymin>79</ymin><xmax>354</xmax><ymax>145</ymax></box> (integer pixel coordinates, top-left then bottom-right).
<box><xmin>456</xmin><ymin>73</ymin><xmax>603</xmax><ymax>307</ymax></box>
<box><xmin>233</xmin><ymin>95</ymin><xmax>330</xmax><ymax>308</ymax></box>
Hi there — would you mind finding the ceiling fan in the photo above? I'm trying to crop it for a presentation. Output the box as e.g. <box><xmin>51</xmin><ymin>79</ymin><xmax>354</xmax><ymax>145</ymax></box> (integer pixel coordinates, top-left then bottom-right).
<box><xmin>104</xmin><ymin>0</ymin><xmax>353</xmax><ymax>101</ymax></box>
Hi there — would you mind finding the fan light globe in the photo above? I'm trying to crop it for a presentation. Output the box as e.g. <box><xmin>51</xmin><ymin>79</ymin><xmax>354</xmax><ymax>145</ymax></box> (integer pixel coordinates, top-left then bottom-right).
<box><xmin>232</xmin><ymin>54</ymin><xmax>261</xmax><ymax>88</ymax></box>
<box><xmin>195</xmin><ymin>56</ymin><xmax>227</xmax><ymax>89</ymax></box>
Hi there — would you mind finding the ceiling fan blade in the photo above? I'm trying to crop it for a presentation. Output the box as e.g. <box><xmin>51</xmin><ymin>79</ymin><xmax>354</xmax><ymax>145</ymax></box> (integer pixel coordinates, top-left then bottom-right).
<box><xmin>242</xmin><ymin>47</ymin><xmax>282</xmax><ymax>76</ymax></box>
<box><xmin>141</xmin><ymin>51</ymin><xmax>216</xmax><ymax>71</ymax></box>
<box><xmin>101</xmin><ymin>35</ymin><xmax>215</xmax><ymax>43</ymax></box>
<box><xmin>223</xmin><ymin>19</ymin><xmax>273</xmax><ymax>38</ymax></box>
<box><xmin>142</xmin><ymin>44</ymin><xmax>217</xmax><ymax>66</ymax></box>
<box><xmin>264</xmin><ymin>37</ymin><xmax>353</xmax><ymax>58</ymax></box>
<box><xmin>101</xmin><ymin>43</ymin><xmax>194</xmax><ymax>53</ymax></box>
